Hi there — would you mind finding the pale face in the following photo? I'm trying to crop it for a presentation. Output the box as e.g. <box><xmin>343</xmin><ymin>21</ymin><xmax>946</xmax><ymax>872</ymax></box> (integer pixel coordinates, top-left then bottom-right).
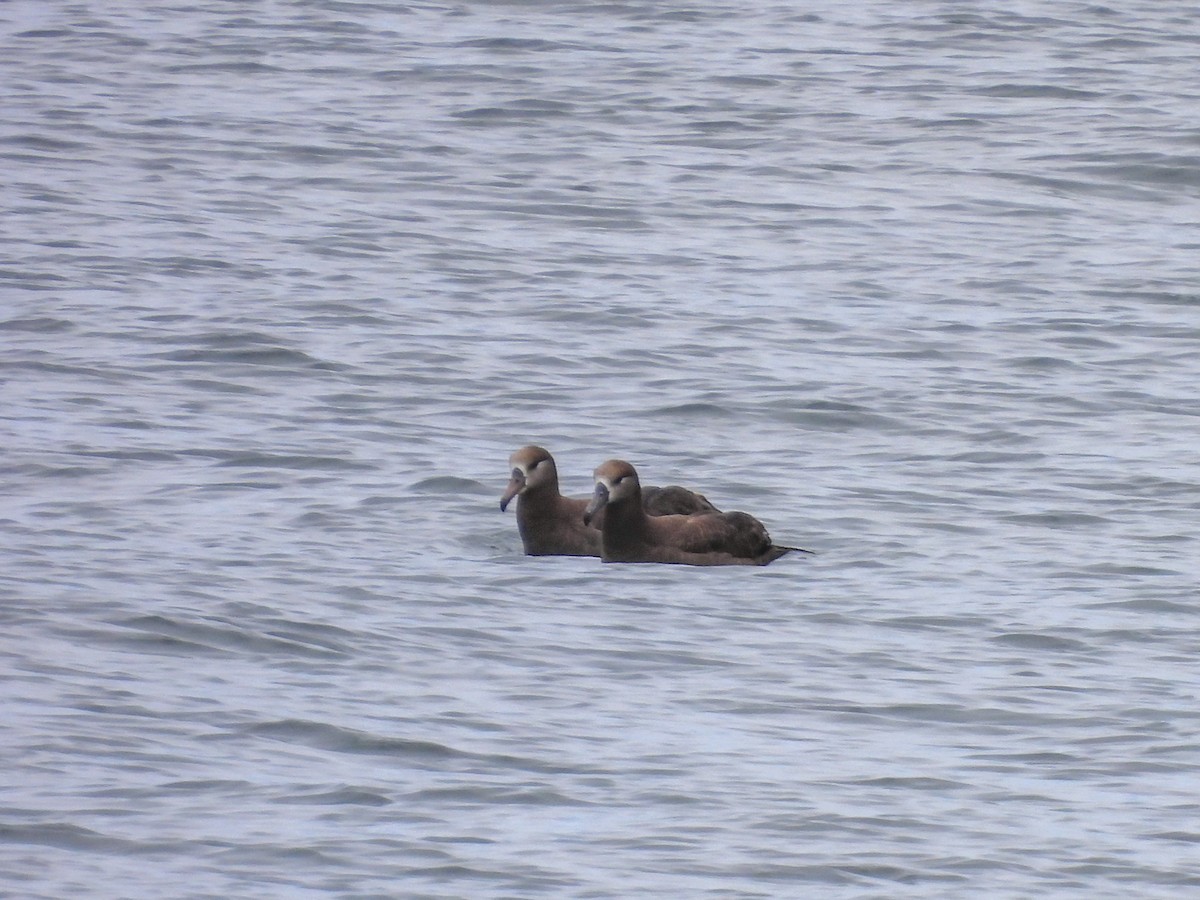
<box><xmin>592</xmin><ymin>459</ymin><xmax>640</xmax><ymax>504</ymax></box>
<box><xmin>509</xmin><ymin>446</ymin><xmax>556</xmax><ymax>492</ymax></box>
<box><xmin>500</xmin><ymin>446</ymin><xmax>558</xmax><ymax>511</ymax></box>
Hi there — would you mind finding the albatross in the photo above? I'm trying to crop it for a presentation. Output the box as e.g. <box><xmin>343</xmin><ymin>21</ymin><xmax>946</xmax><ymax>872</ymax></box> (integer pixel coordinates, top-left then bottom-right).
<box><xmin>582</xmin><ymin>458</ymin><xmax>806</xmax><ymax>566</ymax></box>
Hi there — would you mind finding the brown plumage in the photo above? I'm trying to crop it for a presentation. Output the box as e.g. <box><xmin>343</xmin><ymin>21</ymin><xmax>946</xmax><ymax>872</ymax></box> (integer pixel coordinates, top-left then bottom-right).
<box><xmin>582</xmin><ymin>459</ymin><xmax>805</xmax><ymax>566</ymax></box>
<box><xmin>500</xmin><ymin>446</ymin><xmax>718</xmax><ymax>558</ymax></box>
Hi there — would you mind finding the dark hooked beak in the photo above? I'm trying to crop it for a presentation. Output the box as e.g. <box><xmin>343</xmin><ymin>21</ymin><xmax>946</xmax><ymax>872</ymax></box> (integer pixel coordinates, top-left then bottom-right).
<box><xmin>499</xmin><ymin>468</ymin><xmax>525</xmax><ymax>512</ymax></box>
<box><xmin>582</xmin><ymin>481</ymin><xmax>609</xmax><ymax>526</ymax></box>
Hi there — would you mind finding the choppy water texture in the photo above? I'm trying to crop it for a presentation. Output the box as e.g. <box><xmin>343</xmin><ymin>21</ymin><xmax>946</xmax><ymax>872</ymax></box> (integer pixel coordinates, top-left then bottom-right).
<box><xmin>3</xmin><ymin>1</ymin><xmax>1199</xmax><ymax>896</ymax></box>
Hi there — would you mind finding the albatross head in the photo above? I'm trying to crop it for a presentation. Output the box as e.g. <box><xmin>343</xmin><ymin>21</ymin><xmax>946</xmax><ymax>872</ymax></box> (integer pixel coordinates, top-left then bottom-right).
<box><xmin>582</xmin><ymin>459</ymin><xmax>640</xmax><ymax>525</ymax></box>
<box><xmin>500</xmin><ymin>445</ymin><xmax>558</xmax><ymax>511</ymax></box>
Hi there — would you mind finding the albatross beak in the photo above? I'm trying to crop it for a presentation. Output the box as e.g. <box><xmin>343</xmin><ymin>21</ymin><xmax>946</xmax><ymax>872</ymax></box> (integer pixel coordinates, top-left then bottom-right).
<box><xmin>582</xmin><ymin>482</ymin><xmax>609</xmax><ymax>526</ymax></box>
<box><xmin>499</xmin><ymin>468</ymin><xmax>525</xmax><ymax>512</ymax></box>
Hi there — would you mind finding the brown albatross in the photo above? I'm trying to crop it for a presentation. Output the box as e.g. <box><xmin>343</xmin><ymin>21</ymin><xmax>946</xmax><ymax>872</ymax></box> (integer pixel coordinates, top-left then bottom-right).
<box><xmin>500</xmin><ymin>446</ymin><xmax>717</xmax><ymax>557</ymax></box>
<box><xmin>582</xmin><ymin>458</ymin><xmax>806</xmax><ymax>566</ymax></box>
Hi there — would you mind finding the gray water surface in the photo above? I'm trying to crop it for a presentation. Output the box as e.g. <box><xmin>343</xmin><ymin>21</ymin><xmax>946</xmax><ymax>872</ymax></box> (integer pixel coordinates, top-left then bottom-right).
<box><xmin>2</xmin><ymin>1</ymin><xmax>1199</xmax><ymax>897</ymax></box>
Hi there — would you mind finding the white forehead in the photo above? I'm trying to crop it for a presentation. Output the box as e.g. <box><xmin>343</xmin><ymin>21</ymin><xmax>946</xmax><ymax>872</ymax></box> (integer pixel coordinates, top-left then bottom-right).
<box><xmin>595</xmin><ymin>468</ymin><xmax>635</xmax><ymax>489</ymax></box>
<box><xmin>511</xmin><ymin>452</ymin><xmax>549</xmax><ymax>472</ymax></box>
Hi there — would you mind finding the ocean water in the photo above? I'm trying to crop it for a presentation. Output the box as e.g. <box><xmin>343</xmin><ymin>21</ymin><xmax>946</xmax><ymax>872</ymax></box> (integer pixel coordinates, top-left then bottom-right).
<box><xmin>2</xmin><ymin>1</ymin><xmax>1198</xmax><ymax>896</ymax></box>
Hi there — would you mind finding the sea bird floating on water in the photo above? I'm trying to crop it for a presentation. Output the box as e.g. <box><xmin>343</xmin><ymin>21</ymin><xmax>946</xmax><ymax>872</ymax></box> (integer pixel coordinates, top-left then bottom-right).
<box><xmin>583</xmin><ymin>458</ymin><xmax>807</xmax><ymax>566</ymax></box>
<box><xmin>500</xmin><ymin>446</ymin><xmax>717</xmax><ymax>557</ymax></box>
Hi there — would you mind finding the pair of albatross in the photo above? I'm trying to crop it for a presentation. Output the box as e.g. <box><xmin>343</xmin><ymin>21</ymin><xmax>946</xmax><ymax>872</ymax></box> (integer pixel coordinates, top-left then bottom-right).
<box><xmin>500</xmin><ymin>446</ymin><xmax>806</xmax><ymax>566</ymax></box>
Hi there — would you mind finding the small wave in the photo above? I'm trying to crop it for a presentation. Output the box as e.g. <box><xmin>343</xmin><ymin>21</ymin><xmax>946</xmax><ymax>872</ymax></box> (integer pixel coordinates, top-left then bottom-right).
<box><xmin>0</xmin><ymin>822</ymin><xmax>177</xmax><ymax>855</ymax></box>
<box><xmin>113</xmin><ymin>614</ymin><xmax>350</xmax><ymax>659</ymax></box>
<box><xmin>155</xmin><ymin>346</ymin><xmax>336</xmax><ymax>368</ymax></box>
<box><xmin>409</xmin><ymin>475</ymin><xmax>492</xmax><ymax>494</ymax></box>
<box><xmin>0</xmin><ymin>316</ymin><xmax>74</xmax><ymax>332</ymax></box>
<box><xmin>214</xmin><ymin>453</ymin><xmax>373</xmax><ymax>471</ymax></box>
<box><xmin>642</xmin><ymin>402</ymin><xmax>733</xmax><ymax>419</ymax></box>
<box><xmin>973</xmin><ymin>83</ymin><xmax>1101</xmax><ymax>99</ymax></box>
<box><xmin>244</xmin><ymin>719</ymin><xmax>477</xmax><ymax>760</ymax></box>
<box><xmin>992</xmin><ymin>632</ymin><xmax>1091</xmax><ymax>652</ymax></box>
<box><xmin>276</xmin><ymin>788</ymin><xmax>392</xmax><ymax>807</ymax></box>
